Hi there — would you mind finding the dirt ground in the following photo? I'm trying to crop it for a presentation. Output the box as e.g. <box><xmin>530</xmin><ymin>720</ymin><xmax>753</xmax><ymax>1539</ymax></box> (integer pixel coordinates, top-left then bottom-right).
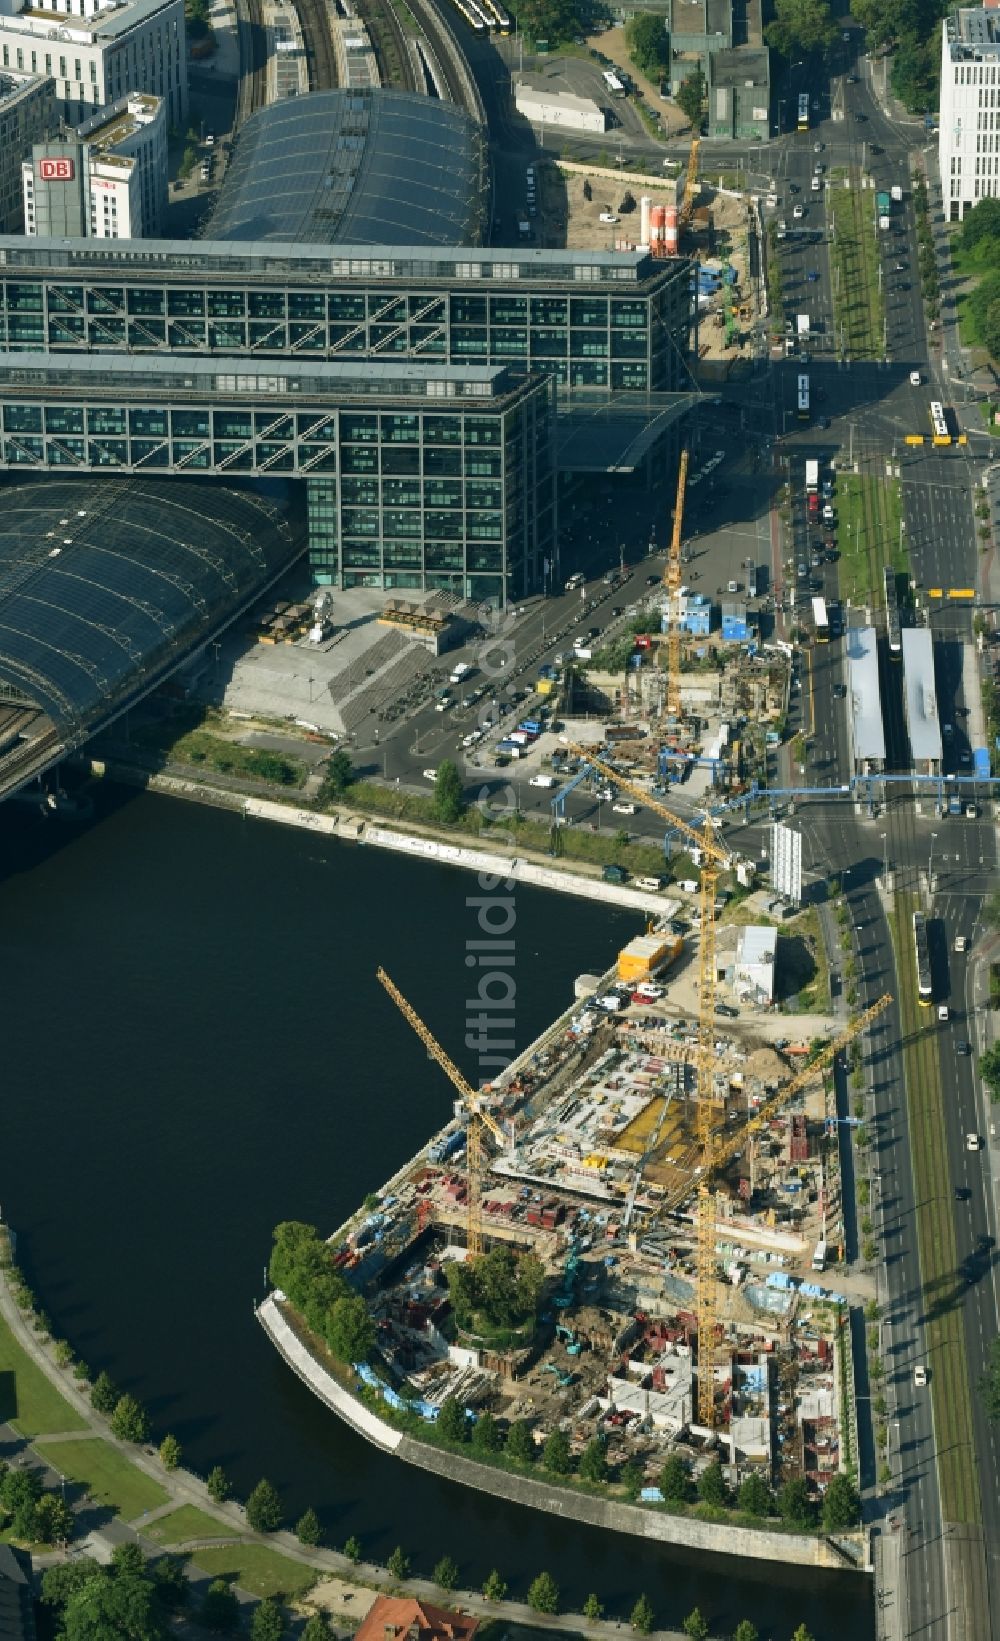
<box><xmin>549</xmin><ymin>162</ymin><xmax>682</xmax><ymax>251</ymax></box>
<box><xmin>585</xmin><ymin>26</ymin><xmax>691</xmax><ymax>138</ymax></box>
<box><xmin>295</xmin><ymin>1577</ymin><xmax>379</xmax><ymax>1632</ymax></box>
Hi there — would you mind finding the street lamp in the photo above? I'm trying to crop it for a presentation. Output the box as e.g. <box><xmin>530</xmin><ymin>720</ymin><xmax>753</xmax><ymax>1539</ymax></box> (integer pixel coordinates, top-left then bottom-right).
<box><xmin>928</xmin><ymin>831</ymin><xmax>938</xmax><ymax>888</ymax></box>
<box><xmin>880</xmin><ymin>831</ymin><xmax>888</xmax><ymax>879</ymax></box>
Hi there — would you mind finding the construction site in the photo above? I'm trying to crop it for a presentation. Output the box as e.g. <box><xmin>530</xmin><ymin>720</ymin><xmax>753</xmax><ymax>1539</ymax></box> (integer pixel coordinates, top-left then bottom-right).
<box><xmin>315</xmin><ymin>919</ymin><xmax>884</xmax><ymax>1512</ymax></box>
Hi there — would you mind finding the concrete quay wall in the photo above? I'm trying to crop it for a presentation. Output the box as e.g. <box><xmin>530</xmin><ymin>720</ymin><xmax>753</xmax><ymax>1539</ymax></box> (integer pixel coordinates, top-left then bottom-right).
<box><xmin>257</xmin><ymin>1295</ymin><xmax>402</xmax><ymax>1453</ymax></box>
<box><xmin>258</xmin><ymin>1299</ymin><xmax>857</xmax><ymax>1573</ymax></box>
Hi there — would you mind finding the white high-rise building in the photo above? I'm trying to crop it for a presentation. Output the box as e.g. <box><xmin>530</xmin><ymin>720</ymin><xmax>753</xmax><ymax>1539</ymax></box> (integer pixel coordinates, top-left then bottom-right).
<box><xmin>0</xmin><ymin>0</ymin><xmax>185</xmax><ymax>128</ymax></box>
<box><xmin>23</xmin><ymin>90</ymin><xmax>166</xmax><ymax>237</ymax></box>
<box><xmin>940</xmin><ymin>1</ymin><xmax>1000</xmax><ymax>222</ymax></box>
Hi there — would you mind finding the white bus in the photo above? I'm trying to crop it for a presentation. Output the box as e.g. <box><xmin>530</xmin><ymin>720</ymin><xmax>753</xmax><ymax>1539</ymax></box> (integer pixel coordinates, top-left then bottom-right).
<box><xmin>812</xmin><ymin>596</ymin><xmax>829</xmax><ymax>642</ymax></box>
<box><xmin>797</xmin><ymin>93</ymin><xmax>810</xmax><ymax>131</ymax></box>
<box><xmin>602</xmin><ymin>69</ymin><xmax>626</xmax><ymax>97</ymax></box>
<box><xmin>929</xmin><ymin>400</ymin><xmax>952</xmax><ymax>444</ymax></box>
<box><xmin>797</xmin><ymin>374</ymin><xmax>810</xmax><ymax>420</ymax></box>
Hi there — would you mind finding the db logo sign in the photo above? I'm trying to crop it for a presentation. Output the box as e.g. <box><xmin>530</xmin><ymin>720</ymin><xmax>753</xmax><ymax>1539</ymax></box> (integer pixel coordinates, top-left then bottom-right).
<box><xmin>38</xmin><ymin>158</ymin><xmax>75</xmax><ymax>180</ymax></box>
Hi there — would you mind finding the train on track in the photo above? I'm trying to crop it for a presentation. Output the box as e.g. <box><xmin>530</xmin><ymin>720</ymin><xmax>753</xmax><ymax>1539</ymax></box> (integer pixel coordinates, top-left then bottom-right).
<box><xmin>448</xmin><ymin>0</ymin><xmax>509</xmax><ymax>31</ymax></box>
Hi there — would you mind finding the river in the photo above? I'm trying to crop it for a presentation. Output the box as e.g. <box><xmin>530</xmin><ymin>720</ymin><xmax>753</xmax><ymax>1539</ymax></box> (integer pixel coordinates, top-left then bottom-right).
<box><xmin>0</xmin><ymin>785</ymin><xmax>872</xmax><ymax>1639</ymax></box>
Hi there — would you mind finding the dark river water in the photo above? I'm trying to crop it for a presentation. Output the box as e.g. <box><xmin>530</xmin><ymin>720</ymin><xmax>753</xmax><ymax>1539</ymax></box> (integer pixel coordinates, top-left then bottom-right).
<box><xmin>0</xmin><ymin>786</ymin><xmax>872</xmax><ymax>1639</ymax></box>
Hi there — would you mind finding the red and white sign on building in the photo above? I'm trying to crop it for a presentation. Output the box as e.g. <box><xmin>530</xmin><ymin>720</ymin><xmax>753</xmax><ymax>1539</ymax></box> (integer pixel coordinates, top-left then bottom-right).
<box><xmin>38</xmin><ymin>157</ymin><xmax>75</xmax><ymax>181</ymax></box>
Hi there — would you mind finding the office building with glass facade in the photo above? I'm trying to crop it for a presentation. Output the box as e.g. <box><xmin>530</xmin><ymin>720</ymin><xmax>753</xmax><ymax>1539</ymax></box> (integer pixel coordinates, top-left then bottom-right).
<box><xmin>0</xmin><ymin>353</ymin><xmax>555</xmax><ymax>603</ymax></box>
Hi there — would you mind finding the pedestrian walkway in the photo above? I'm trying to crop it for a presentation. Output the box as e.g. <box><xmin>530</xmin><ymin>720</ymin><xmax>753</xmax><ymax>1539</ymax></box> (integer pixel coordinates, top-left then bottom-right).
<box><xmin>0</xmin><ymin>1249</ymin><xmax>702</xmax><ymax>1640</ymax></box>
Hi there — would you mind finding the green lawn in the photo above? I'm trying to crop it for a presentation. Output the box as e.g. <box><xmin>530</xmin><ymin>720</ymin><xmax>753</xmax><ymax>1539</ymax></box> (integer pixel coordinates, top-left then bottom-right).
<box><xmin>836</xmin><ymin>473</ymin><xmax>905</xmax><ymax>606</ymax></box>
<box><xmin>890</xmin><ymin>894</ymin><xmax>981</xmax><ymax>1526</ymax></box>
<box><xmin>828</xmin><ymin>170</ymin><xmax>887</xmax><ymax>360</ymax></box>
<box><xmin>191</xmin><ymin>1543</ymin><xmax>317</xmax><ymax>1599</ymax></box>
<box><xmin>35</xmin><ymin>1439</ymin><xmax>169</xmax><ymax>1521</ymax></box>
<box><xmin>146</xmin><ymin>1505</ymin><xmax>235</xmax><ymax>1546</ymax></box>
<box><xmin>0</xmin><ymin>1310</ymin><xmax>87</xmax><ymax>1437</ymax></box>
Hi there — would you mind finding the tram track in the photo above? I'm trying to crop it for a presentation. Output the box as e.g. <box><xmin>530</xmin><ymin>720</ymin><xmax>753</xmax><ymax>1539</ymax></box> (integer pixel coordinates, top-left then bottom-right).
<box><xmin>354</xmin><ymin>0</ymin><xmax>415</xmax><ymax>92</ymax></box>
<box><xmin>236</xmin><ymin>0</ymin><xmax>268</xmax><ymax>123</ymax></box>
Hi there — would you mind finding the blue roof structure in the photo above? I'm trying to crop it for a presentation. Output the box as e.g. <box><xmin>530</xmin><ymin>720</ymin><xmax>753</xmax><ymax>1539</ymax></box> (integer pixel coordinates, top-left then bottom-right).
<box><xmin>0</xmin><ymin>478</ymin><xmax>299</xmax><ymax>734</ymax></box>
<box><xmin>208</xmin><ymin>90</ymin><xmax>485</xmax><ymax>247</ymax></box>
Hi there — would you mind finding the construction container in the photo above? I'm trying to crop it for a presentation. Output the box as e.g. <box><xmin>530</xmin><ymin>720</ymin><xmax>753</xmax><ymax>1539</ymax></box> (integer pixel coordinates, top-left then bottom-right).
<box><xmin>664</xmin><ymin>205</ymin><xmax>678</xmax><ymax>256</ymax></box>
<box><xmin>617</xmin><ymin>933</ymin><xmax>681</xmax><ymax>984</ymax></box>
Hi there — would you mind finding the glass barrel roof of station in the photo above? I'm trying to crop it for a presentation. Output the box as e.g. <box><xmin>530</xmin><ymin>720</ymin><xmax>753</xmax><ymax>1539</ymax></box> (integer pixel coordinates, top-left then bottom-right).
<box><xmin>207</xmin><ymin>90</ymin><xmax>484</xmax><ymax>247</ymax></box>
<box><xmin>0</xmin><ymin>479</ymin><xmax>298</xmax><ymax>735</ymax></box>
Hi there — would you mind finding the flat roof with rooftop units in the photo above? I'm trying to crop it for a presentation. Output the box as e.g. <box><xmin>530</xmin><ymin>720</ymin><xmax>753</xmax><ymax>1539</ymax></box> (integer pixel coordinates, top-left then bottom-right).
<box><xmin>901</xmin><ymin>626</ymin><xmax>942</xmax><ymax>772</ymax></box>
<box><xmin>846</xmin><ymin>625</ymin><xmax>885</xmax><ymax>772</ymax></box>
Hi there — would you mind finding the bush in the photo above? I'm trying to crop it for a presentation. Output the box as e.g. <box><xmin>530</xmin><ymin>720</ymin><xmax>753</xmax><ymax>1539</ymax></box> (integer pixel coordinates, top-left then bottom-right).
<box><xmin>296</xmin><ymin>1506</ymin><xmax>322</xmax><ymax>1547</ymax></box>
<box><xmin>527</xmin><ymin>1571</ymin><xmax>560</xmax><ymax>1614</ymax></box>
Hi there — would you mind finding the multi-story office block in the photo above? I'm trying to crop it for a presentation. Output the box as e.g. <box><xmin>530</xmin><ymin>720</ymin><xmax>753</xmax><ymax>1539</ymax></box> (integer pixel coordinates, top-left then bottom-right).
<box><xmin>940</xmin><ymin>4</ymin><xmax>1000</xmax><ymax>221</ymax></box>
<box><xmin>0</xmin><ymin>239</ymin><xmax>692</xmax><ymax>399</ymax></box>
<box><xmin>23</xmin><ymin>91</ymin><xmax>166</xmax><ymax>237</ymax></box>
<box><xmin>0</xmin><ymin>69</ymin><xmax>56</xmax><ymax>230</ymax></box>
<box><xmin>0</xmin><ymin>0</ymin><xmax>185</xmax><ymax>127</ymax></box>
<box><xmin>0</xmin><ymin>354</ymin><xmax>557</xmax><ymax>604</ymax></box>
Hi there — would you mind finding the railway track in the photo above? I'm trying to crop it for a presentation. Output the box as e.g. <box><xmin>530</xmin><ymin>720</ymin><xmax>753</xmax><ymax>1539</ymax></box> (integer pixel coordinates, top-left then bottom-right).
<box><xmin>353</xmin><ymin>0</ymin><xmax>415</xmax><ymax>92</ymax></box>
<box><xmin>297</xmin><ymin>0</ymin><xmax>338</xmax><ymax>89</ymax></box>
<box><xmin>236</xmin><ymin>0</ymin><xmax>268</xmax><ymax>123</ymax></box>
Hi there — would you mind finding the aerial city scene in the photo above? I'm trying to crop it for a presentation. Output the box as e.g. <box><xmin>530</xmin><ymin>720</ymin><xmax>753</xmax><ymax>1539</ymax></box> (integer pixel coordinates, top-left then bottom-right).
<box><xmin>0</xmin><ymin>0</ymin><xmax>997</xmax><ymax>1632</ymax></box>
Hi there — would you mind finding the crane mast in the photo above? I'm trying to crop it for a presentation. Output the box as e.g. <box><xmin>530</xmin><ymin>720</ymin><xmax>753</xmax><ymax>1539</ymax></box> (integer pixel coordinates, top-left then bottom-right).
<box><xmin>376</xmin><ymin>965</ymin><xmax>505</xmax><ymax>1259</ymax></box>
<box><xmin>665</xmin><ymin>446</ymin><xmax>689</xmax><ymax>721</ymax></box>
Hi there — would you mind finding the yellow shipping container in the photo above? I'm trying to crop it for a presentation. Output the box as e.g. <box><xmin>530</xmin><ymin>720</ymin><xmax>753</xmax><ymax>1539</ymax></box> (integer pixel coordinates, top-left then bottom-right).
<box><xmin>617</xmin><ymin>933</ymin><xmax>681</xmax><ymax>983</ymax></box>
<box><xmin>537</xmin><ymin>676</ymin><xmax>556</xmax><ymax>695</ymax></box>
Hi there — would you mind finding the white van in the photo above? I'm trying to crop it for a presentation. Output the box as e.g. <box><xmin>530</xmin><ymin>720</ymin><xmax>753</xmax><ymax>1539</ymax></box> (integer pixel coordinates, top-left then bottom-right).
<box><xmin>635</xmin><ymin>876</ymin><xmax>665</xmax><ymax>891</ymax></box>
<box><xmin>529</xmin><ymin>774</ymin><xmax>556</xmax><ymax>788</ymax></box>
<box><xmin>450</xmin><ymin>661</ymin><xmax>471</xmax><ymax>684</ymax></box>
<box><xmin>678</xmin><ymin>878</ymin><xmax>699</xmax><ymax>894</ymax></box>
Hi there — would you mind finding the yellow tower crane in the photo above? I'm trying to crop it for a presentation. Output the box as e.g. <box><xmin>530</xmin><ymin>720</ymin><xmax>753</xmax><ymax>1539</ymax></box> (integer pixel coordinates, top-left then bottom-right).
<box><xmin>663</xmin><ymin>446</ymin><xmax>689</xmax><ymax>722</ymax></box>
<box><xmin>376</xmin><ymin>966</ymin><xmax>506</xmax><ymax>1260</ymax></box>
<box><xmin>565</xmin><ymin>743</ymin><xmax>734</xmax><ymax>1417</ymax></box>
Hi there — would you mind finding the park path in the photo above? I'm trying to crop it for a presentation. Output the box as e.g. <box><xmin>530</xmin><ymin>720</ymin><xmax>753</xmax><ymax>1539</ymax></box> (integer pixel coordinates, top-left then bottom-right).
<box><xmin>0</xmin><ymin>1253</ymin><xmax>698</xmax><ymax>1640</ymax></box>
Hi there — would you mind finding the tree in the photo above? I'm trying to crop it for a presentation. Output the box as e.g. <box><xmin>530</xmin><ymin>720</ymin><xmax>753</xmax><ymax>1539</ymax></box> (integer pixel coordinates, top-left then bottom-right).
<box><xmin>110</xmin><ymin>1543</ymin><xmax>146</xmax><ymax>1580</ymax></box>
<box><xmin>980</xmin><ymin>1043</ymin><xmax>1000</xmax><ymax>1102</ymax></box>
<box><xmin>980</xmin><ymin>1337</ymin><xmax>1000</xmax><ymax>1421</ymax></box>
<box><xmin>697</xmin><ymin>1459</ymin><xmax>728</xmax><ymax>1507</ymax></box>
<box><xmin>34</xmin><ymin>1492</ymin><xmax>75</xmax><ymax>1545</ymax></box>
<box><xmin>578</xmin><ymin>1436</ymin><xmax>608</xmax><ymax>1484</ymax></box>
<box><xmin>325</xmin><ymin>1294</ymin><xmax>375</xmax><ymax>1363</ymax></box>
<box><xmin>822</xmin><ymin>1472</ymin><xmax>861</xmax><ymax>1530</ymax></box>
<box><xmin>682</xmin><ymin>1609</ymin><xmax>709</xmax><ymax>1641</ymax></box>
<box><xmin>506</xmin><ymin>1420</ymin><xmax>535</xmax><ymax>1464</ymax></box>
<box><xmin>296</xmin><ymin>1506</ymin><xmax>322</xmax><ymax>1547</ymax></box>
<box><xmin>387</xmin><ymin>1545</ymin><xmax>410</xmax><ymax>1580</ymax></box>
<box><xmin>200</xmin><ymin>1577</ymin><xmax>240</xmax><ymax>1633</ymax></box>
<box><xmin>508</xmin><ymin>0</ymin><xmax>578</xmax><ymax>47</ymax></box>
<box><xmin>432</xmin><ymin>760</ymin><xmax>465</xmax><ymax>823</ymax></box>
<box><xmin>631</xmin><ymin>1593</ymin><xmax>655</xmax><ymax>1634</ymax></box>
<box><xmin>660</xmin><ymin>1453</ymin><xmax>693</xmax><ymax>1502</ymax></box>
<box><xmin>150</xmin><ymin>1555</ymin><xmax>189</xmax><ymax>1612</ymax></box>
<box><xmin>436</xmin><ymin>1397</ymin><xmax>468</xmax><ymax>1444</ymax></box>
<box><xmin>483</xmin><ymin>1569</ymin><xmax>507</xmax><ymax>1602</ymax></box>
<box><xmin>765</xmin><ymin>0</ymin><xmax>837</xmax><ymax>57</ymax></box>
<box><xmin>542</xmin><ymin>1427</ymin><xmax>573</xmax><ymax>1474</ymax></box>
<box><xmin>472</xmin><ymin>1410</ymin><xmax>502</xmax><ymax>1453</ymax></box>
<box><xmin>676</xmin><ymin>68</ymin><xmax>705</xmax><ymax>128</ymax></box>
<box><xmin>246</xmin><ymin>1478</ymin><xmax>282</xmax><ymax>1534</ymax></box>
<box><xmin>61</xmin><ymin>1573</ymin><xmax>168</xmax><ymax>1641</ymax></box>
<box><xmin>583</xmin><ymin>1592</ymin><xmax>604</xmax><ymax>1621</ymax></box>
<box><xmin>207</xmin><ymin>1465</ymin><xmax>231</xmax><ymax>1503</ymax></box>
<box><xmin>791</xmin><ymin>1628</ymin><xmax>816</xmax><ymax>1641</ymax></box>
<box><xmin>321</xmin><ymin>749</ymin><xmax>355</xmax><ymax>800</ymax></box>
<box><xmin>778</xmin><ymin>1476</ymin><xmax>814</xmax><ymax>1527</ymax></box>
<box><xmin>733</xmin><ymin>1623</ymin><xmax>759</xmax><ymax>1641</ymax></box>
<box><xmin>41</xmin><ymin>1560</ymin><xmax>104</xmax><ymax>1610</ymax></box>
<box><xmin>737</xmin><ymin>1470</ymin><xmax>772</xmax><ymax>1517</ymax></box>
<box><xmin>620</xmin><ymin>1458</ymin><xmax>645</xmax><ymax>1500</ymax></box>
<box><xmin>158</xmin><ymin>1434</ymin><xmax>181</xmax><ymax>1472</ymax></box>
<box><xmin>91</xmin><ymin>1370</ymin><xmax>120</xmax><ymax>1415</ymax></box>
<box><xmin>343</xmin><ymin>1534</ymin><xmax>363</xmax><ymax>1564</ymax></box>
<box><xmin>110</xmin><ymin>1393</ymin><xmax>151</xmax><ymax>1444</ymax></box>
<box><xmin>433</xmin><ymin>1554</ymin><xmax>459</xmax><ymax>1591</ymax></box>
<box><xmin>626</xmin><ymin>12</ymin><xmax>669</xmax><ymax>78</ymax></box>
<box><xmin>527</xmin><ymin>1571</ymin><xmax>560</xmax><ymax>1614</ymax></box>
<box><xmin>251</xmin><ymin>1597</ymin><xmax>286</xmax><ymax>1641</ymax></box>
<box><xmin>302</xmin><ymin>1619</ymin><xmax>333</xmax><ymax>1641</ymax></box>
